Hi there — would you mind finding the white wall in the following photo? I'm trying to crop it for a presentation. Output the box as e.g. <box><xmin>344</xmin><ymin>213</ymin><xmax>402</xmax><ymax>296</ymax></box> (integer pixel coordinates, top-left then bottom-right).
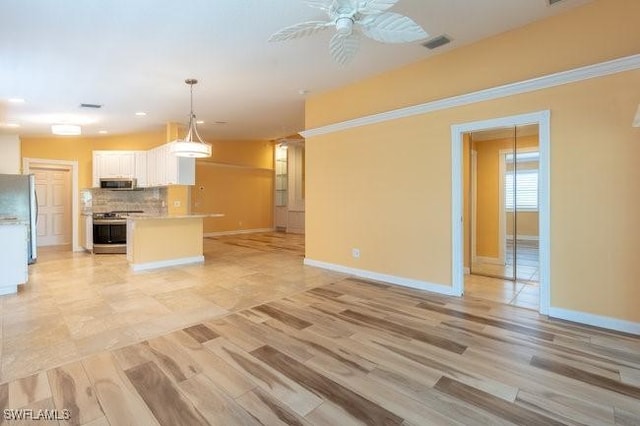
<box><xmin>0</xmin><ymin>135</ymin><xmax>21</xmax><ymax>174</ymax></box>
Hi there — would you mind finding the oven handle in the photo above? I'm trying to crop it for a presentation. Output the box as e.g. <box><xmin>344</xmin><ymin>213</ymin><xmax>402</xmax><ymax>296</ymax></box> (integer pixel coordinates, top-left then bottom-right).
<box><xmin>93</xmin><ymin>219</ymin><xmax>127</xmax><ymax>225</ymax></box>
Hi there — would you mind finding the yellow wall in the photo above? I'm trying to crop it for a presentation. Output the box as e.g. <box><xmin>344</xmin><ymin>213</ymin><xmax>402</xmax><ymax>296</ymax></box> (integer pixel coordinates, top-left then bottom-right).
<box><xmin>305</xmin><ymin>0</ymin><xmax>640</xmax><ymax>322</ymax></box>
<box><xmin>22</xmin><ymin>132</ymin><xmax>276</xmax><ymax>237</ymax></box>
<box><xmin>192</xmin><ymin>139</ymin><xmax>275</xmax><ymax>234</ymax></box>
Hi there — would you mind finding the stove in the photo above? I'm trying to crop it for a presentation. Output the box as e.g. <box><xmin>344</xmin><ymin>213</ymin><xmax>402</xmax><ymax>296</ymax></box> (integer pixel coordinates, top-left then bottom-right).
<box><xmin>92</xmin><ymin>211</ymin><xmax>143</xmax><ymax>254</ymax></box>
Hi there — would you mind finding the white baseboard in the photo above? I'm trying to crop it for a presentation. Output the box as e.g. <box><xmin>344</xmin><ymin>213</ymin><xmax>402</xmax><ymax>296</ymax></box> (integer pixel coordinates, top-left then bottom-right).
<box><xmin>548</xmin><ymin>307</ymin><xmax>640</xmax><ymax>335</ymax></box>
<box><xmin>131</xmin><ymin>255</ymin><xmax>205</xmax><ymax>272</ymax></box>
<box><xmin>204</xmin><ymin>228</ymin><xmax>275</xmax><ymax>237</ymax></box>
<box><xmin>303</xmin><ymin>258</ymin><xmax>459</xmax><ymax>296</ymax></box>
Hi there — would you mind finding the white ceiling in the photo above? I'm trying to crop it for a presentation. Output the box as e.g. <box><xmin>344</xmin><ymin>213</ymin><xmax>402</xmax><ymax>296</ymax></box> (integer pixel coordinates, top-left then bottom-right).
<box><xmin>0</xmin><ymin>0</ymin><xmax>591</xmax><ymax>140</ymax></box>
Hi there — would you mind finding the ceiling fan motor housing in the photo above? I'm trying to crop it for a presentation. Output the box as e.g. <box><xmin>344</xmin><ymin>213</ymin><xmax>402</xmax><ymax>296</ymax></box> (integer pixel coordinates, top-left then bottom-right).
<box><xmin>335</xmin><ymin>16</ymin><xmax>354</xmax><ymax>35</ymax></box>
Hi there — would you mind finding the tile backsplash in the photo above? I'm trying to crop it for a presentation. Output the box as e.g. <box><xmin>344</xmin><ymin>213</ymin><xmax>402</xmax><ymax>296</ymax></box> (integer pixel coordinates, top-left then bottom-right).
<box><xmin>81</xmin><ymin>187</ymin><xmax>168</xmax><ymax>215</ymax></box>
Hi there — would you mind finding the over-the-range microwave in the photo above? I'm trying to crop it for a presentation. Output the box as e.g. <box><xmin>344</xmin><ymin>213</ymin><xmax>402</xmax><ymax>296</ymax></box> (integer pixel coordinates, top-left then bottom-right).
<box><xmin>99</xmin><ymin>178</ymin><xmax>137</xmax><ymax>190</ymax></box>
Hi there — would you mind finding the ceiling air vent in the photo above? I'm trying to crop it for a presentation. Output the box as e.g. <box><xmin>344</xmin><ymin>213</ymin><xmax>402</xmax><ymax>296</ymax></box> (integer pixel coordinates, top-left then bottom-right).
<box><xmin>80</xmin><ymin>103</ymin><xmax>102</xmax><ymax>109</ymax></box>
<box><xmin>548</xmin><ymin>0</ymin><xmax>565</xmax><ymax>5</ymax></box>
<box><xmin>422</xmin><ymin>35</ymin><xmax>452</xmax><ymax>50</ymax></box>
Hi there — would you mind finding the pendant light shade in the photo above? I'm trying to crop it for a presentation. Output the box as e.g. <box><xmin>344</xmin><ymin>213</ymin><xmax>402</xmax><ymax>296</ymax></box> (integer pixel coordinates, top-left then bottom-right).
<box><xmin>169</xmin><ymin>79</ymin><xmax>212</xmax><ymax>158</ymax></box>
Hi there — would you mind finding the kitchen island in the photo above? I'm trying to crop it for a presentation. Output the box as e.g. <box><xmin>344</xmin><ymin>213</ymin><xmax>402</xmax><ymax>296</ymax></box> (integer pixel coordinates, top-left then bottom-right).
<box><xmin>126</xmin><ymin>214</ymin><xmax>223</xmax><ymax>272</ymax></box>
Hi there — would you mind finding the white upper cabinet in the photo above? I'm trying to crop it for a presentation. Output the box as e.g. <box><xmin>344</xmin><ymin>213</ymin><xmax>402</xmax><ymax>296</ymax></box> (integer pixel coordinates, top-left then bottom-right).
<box><xmin>134</xmin><ymin>151</ymin><xmax>148</xmax><ymax>187</ymax></box>
<box><xmin>92</xmin><ymin>151</ymin><xmax>136</xmax><ymax>187</ymax></box>
<box><xmin>93</xmin><ymin>144</ymin><xmax>195</xmax><ymax>188</ymax></box>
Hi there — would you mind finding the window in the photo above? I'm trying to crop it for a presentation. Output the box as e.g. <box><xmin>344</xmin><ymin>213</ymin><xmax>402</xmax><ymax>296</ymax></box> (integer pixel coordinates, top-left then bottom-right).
<box><xmin>504</xmin><ymin>151</ymin><xmax>539</xmax><ymax>211</ymax></box>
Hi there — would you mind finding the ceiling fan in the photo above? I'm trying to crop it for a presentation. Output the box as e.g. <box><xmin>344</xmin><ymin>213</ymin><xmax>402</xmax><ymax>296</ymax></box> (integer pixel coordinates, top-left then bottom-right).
<box><xmin>269</xmin><ymin>0</ymin><xmax>428</xmax><ymax>65</ymax></box>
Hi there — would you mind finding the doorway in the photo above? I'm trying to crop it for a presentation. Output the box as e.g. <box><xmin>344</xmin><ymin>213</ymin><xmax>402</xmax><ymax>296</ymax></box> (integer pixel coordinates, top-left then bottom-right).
<box><xmin>451</xmin><ymin>111</ymin><xmax>550</xmax><ymax>315</ymax></box>
<box><xmin>23</xmin><ymin>158</ymin><xmax>80</xmax><ymax>251</ymax></box>
<box><xmin>465</xmin><ymin>125</ymin><xmax>540</xmax><ymax>309</ymax></box>
<box><xmin>32</xmin><ymin>166</ymin><xmax>72</xmax><ymax>246</ymax></box>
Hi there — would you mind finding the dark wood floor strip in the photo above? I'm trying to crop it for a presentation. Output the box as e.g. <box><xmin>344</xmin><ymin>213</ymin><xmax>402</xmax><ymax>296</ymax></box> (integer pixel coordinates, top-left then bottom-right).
<box><xmin>125</xmin><ymin>361</ymin><xmax>209</xmax><ymax>426</ymax></box>
<box><xmin>339</xmin><ymin>309</ymin><xmax>467</xmax><ymax>354</ymax></box>
<box><xmin>531</xmin><ymin>356</ymin><xmax>640</xmax><ymax>400</ymax></box>
<box><xmin>251</xmin><ymin>345</ymin><xmax>404</xmax><ymax>424</ymax></box>
<box><xmin>434</xmin><ymin>376</ymin><xmax>565</xmax><ymax>426</ymax></box>
<box><xmin>254</xmin><ymin>304</ymin><xmax>313</xmax><ymax>330</ymax></box>
<box><xmin>182</xmin><ymin>324</ymin><xmax>220</xmax><ymax>344</ymax></box>
<box><xmin>222</xmin><ymin>346</ymin><xmax>294</xmax><ymax>391</ymax></box>
<box><xmin>308</xmin><ymin>287</ymin><xmax>344</xmax><ymax>299</ymax></box>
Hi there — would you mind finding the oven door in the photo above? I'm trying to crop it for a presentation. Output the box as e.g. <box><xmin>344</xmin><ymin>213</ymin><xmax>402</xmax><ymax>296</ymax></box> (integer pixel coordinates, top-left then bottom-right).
<box><xmin>93</xmin><ymin>220</ymin><xmax>127</xmax><ymax>253</ymax></box>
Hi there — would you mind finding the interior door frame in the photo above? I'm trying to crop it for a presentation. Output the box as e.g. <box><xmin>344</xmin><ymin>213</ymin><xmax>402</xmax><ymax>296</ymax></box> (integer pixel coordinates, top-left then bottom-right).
<box><xmin>23</xmin><ymin>158</ymin><xmax>80</xmax><ymax>252</ymax></box>
<box><xmin>451</xmin><ymin>110</ymin><xmax>550</xmax><ymax>315</ymax></box>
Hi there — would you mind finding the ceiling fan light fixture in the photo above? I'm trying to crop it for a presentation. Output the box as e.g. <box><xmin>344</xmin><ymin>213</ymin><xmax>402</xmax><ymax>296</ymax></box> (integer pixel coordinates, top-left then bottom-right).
<box><xmin>169</xmin><ymin>78</ymin><xmax>212</xmax><ymax>158</ymax></box>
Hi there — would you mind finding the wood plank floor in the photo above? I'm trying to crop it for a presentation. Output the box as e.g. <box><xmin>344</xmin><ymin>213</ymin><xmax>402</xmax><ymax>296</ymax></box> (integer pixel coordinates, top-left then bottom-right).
<box><xmin>1</xmin><ymin>233</ymin><xmax>639</xmax><ymax>425</ymax></box>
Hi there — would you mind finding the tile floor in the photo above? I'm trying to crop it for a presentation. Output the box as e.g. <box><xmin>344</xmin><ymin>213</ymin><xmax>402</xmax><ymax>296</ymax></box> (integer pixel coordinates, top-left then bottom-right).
<box><xmin>0</xmin><ymin>233</ymin><xmax>338</xmax><ymax>384</ymax></box>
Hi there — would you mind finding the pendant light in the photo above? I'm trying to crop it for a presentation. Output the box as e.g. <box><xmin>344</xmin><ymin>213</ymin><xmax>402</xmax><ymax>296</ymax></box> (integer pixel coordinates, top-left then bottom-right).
<box><xmin>169</xmin><ymin>78</ymin><xmax>212</xmax><ymax>158</ymax></box>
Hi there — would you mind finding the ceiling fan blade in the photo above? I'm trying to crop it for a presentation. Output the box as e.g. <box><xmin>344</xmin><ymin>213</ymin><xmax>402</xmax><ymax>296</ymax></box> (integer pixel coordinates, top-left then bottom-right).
<box><xmin>330</xmin><ymin>33</ymin><xmax>360</xmax><ymax>65</ymax></box>
<box><xmin>269</xmin><ymin>21</ymin><xmax>331</xmax><ymax>42</ymax></box>
<box><xmin>303</xmin><ymin>0</ymin><xmax>332</xmax><ymax>11</ymax></box>
<box><xmin>357</xmin><ymin>0</ymin><xmax>398</xmax><ymax>15</ymax></box>
<box><xmin>360</xmin><ymin>12</ymin><xmax>428</xmax><ymax>43</ymax></box>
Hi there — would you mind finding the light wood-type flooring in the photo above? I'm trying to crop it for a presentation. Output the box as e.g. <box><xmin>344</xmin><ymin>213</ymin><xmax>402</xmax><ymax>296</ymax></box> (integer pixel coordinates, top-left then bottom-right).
<box><xmin>1</xmin><ymin>232</ymin><xmax>639</xmax><ymax>425</ymax></box>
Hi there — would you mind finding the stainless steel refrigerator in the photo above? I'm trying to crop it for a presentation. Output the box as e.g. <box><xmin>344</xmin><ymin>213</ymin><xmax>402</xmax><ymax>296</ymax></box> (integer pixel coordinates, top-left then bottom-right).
<box><xmin>0</xmin><ymin>174</ymin><xmax>38</xmax><ymax>263</ymax></box>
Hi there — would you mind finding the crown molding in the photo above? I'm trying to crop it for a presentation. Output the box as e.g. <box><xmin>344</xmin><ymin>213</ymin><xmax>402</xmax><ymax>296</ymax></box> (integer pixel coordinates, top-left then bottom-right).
<box><xmin>300</xmin><ymin>54</ymin><xmax>640</xmax><ymax>138</ymax></box>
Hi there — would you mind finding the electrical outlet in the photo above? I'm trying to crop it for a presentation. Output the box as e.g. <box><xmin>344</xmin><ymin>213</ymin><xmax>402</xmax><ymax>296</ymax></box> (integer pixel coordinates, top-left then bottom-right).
<box><xmin>352</xmin><ymin>248</ymin><xmax>360</xmax><ymax>258</ymax></box>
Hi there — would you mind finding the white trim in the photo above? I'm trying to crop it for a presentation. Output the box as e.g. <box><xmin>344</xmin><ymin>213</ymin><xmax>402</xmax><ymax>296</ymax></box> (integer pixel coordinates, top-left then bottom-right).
<box><xmin>304</xmin><ymin>258</ymin><xmax>460</xmax><ymax>296</ymax></box>
<box><xmin>451</xmin><ymin>110</ymin><xmax>551</xmax><ymax>314</ymax></box>
<box><xmin>548</xmin><ymin>307</ymin><xmax>640</xmax><ymax>336</ymax></box>
<box><xmin>301</xmin><ymin>54</ymin><xmax>640</xmax><ymax>138</ymax></box>
<box><xmin>204</xmin><ymin>228</ymin><xmax>275</xmax><ymax>237</ymax></box>
<box><xmin>22</xmin><ymin>158</ymin><xmax>80</xmax><ymax>252</ymax></box>
<box><xmin>131</xmin><ymin>255</ymin><xmax>204</xmax><ymax>272</ymax></box>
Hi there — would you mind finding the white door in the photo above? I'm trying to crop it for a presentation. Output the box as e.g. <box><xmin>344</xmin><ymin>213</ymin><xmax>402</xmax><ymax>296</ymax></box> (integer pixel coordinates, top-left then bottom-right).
<box><xmin>34</xmin><ymin>167</ymin><xmax>72</xmax><ymax>246</ymax></box>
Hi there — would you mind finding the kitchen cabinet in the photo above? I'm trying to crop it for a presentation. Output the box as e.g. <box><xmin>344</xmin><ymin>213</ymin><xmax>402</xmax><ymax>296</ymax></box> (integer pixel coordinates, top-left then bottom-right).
<box><xmin>134</xmin><ymin>151</ymin><xmax>148</xmax><ymax>187</ymax></box>
<box><xmin>81</xmin><ymin>214</ymin><xmax>93</xmax><ymax>252</ymax></box>
<box><xmin>92</xmin><ymin>151</ymin><xmax>136</xmax><ymax>187</ymax></box>
<box><xmin>0</xmin><ymin>223</ymin><xmax>28</xmax><ymax>295</ymax></box>
<box><xmin>93</xmin><ymin>144</ymin><xmax>195</xmax><ymax>188</ymax></box>
<box><xmin>146</xmin><ymin>143</ymin><xmax>195</xmax><ymax>186</ymax></box>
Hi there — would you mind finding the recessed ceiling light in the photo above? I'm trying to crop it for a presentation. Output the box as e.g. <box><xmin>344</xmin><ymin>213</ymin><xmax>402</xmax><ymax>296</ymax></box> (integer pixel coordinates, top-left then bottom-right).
<box><xmin>1</xmin><ymin>123</ymin><xmax>20</xmax><ymax>128</ymax></box>
<box><xmin>8</xmin><ymin>98</ymin><xmax>25</xmax><ymax>104</ymax></box>
<box><xmin>196</xmin><ymin>120</ymin><xmax>204</xmax><ymax>124</ymax></box>
<box><xmin>135</xmin><ymin>112</ymin><xmax>147</xmax><ymax>116</ymax></box>
<box><xmin>51</xmin><ymin>124</ymin><xmax>81</xmax><ymax>135</ymax></box>
<box><xmin>98</xmin><ymin>130</ymin><xmax>109</xmax><ymax>134</ymax></box>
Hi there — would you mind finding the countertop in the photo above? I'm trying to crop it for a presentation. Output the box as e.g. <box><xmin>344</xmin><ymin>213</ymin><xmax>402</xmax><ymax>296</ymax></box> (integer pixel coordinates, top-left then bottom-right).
<box><xmin>126</xmin><ymin>213</ymin><xmax>224</xmax><ymax>221</ymax></box>
<box><xmin>0</xmin><ymin>218</ymin><xmax>28</xmax><ymax>226</ymax></box>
